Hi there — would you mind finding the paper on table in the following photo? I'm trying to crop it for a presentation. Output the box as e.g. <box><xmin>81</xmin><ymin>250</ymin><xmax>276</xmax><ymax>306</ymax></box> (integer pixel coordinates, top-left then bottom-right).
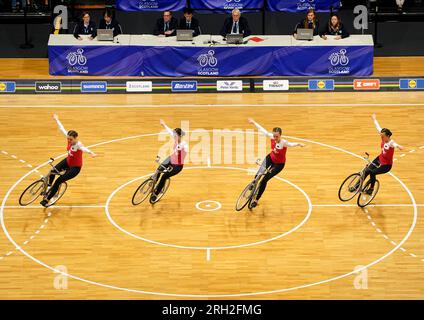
<box><xmin>78</xmin><ymin>35</ymin><xmax>93</xmax><ymax>41</ymax></box>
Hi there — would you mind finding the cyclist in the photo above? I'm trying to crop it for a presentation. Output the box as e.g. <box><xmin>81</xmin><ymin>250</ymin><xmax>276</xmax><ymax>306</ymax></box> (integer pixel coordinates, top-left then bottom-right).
<box><xmin>351</xmin><ymin>114</ymin><xmax>404</xmax><ymax>195</ymax></box>
<box><xmin>248</xmin><ymin>118</ymin><xmax>305</xmax><ymax>208</ymax></box>
<box><xmin>151</xmin><ymin>119</ymin><xmax>188</xmax><ymax>203</ymax></box>
<box><xmin>40</xmin><ymin>114</ymin><xmax>97</xmax><ymax>207</ymax></box>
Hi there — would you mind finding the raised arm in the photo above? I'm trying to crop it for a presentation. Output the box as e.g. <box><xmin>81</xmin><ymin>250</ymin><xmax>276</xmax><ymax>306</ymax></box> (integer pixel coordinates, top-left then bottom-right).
<box><xmin>283</xmin><ymin>140</ymin><xmax>305</xmax><ymax>148</ymax></box>
<box><xmin>372</xmin><ymin>114</ymin><xmax>383</xmax><ymax>133</ymax></box>
<box><xmin>248</xmin><ymin>118</ymin><xmax>273</xmax><ymax>138</ymax></box>
<box><xmin>77</xmin><ymin>141</ymin><xmax>97</xmax><ymax>157</ymax></box>
<box><xmin>160</xmin><ymin>119</ymin><xmax>174</xmax><ymax>137</ymax></box>
<box><xmin>389</xmin><ymin>140</ymin><xmax>404</xmax><ymax>151</ymax></box>
<box><xmin>53</xmin><ymin>114</ymin><xmax>68</xmax><ymax>137</ymax></box>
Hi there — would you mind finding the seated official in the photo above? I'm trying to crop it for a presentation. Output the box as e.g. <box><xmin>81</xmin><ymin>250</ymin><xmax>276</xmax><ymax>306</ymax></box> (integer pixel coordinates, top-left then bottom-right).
<box><xmin>220</xmin><ymin>9</ymin><xmax>251</xmax><ymax>38</ymax></box>
<box><xmin>293</xmin><ymin>9</ymin><xmax>320</xmax><ymax>38</ymax></box>
<box><xmin>179</xmin><ymin>8</ymin><xmax>201</xmax><ymax>37</ymax></box>
<box><xmin>320</xmin><ymin>14</ymin><xmax>350</xmax><ymax>40</ymax></box>
<box><xmin>73</xmin><ymin>11</ymin><xmax>97</xmax><ymax>40</ymax></box>
<box><xmin>99</xmin><ymin>8</ymin><xmax>123</xmax><ymax>37</ymax></box>
<box><xmin>153</xmin><ymin>10</ymin><xmax>178</xmax><ymax>37</ymax></box>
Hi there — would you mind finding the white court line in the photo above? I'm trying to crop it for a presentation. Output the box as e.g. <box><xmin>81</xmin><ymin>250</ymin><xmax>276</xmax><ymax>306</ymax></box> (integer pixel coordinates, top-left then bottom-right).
<box><xmin>207</xmin><ymin>156</ymin><xmax>211</xmax><ymax>168</ymax></box>
<box><xmin>3</xmin><ymin>205</ymin><xmax>106</xmax><ymax>209</ymax></box>
<box><xmin>0</xmin><ymin>131</ymin><xmax>419</xmax><ymax>298</ymax></box>
<box><xmin>206</xmin><ymin>249</ymin><xmax>211</xmax><ymax>262</ymax></box>
<box><xmin>313</xmin><ymin>204</ymin><xmax>424</xmax><ymax>207</ymax></box>
<box><xmin>2</xmin><ymin>103</ymin><xmax>424</xmax><ymax>109</ymax></box>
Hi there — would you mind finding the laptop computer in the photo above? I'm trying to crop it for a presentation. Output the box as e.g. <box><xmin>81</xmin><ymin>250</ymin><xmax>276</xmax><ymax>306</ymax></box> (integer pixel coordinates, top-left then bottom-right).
<box><xmin>226</xmin><ymin>33</ymin><xmax>243</xmax><ymax>44</ymax></box>
<box><xmin>97</xmin><ymin>29</ymin><xmax>114</xmax><ymax>41</ymax></box>
<box><xmin>296</xmin><ymin>28</ymin><xmax>314</xmax><ymax>41</ymax></box>
<box><xmin>176</xmin><ymin>29</ymin><xmax>193</xmax><ymax>41</ymax></box>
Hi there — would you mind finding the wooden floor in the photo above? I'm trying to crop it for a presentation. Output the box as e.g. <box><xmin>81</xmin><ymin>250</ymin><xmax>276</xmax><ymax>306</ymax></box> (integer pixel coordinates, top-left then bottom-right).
<box><xmin>0</xmin><ymin>58</ymin><xmax>424</xmax><ymax>299</ymax></box>
<box><xmin>0</xmin><ymin>56</ymin><xmax>424</xmax><ymax>78</ymax></box>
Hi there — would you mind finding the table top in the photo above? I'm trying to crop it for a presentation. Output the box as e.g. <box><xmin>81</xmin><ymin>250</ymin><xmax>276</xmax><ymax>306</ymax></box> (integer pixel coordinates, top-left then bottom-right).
<box><xmin>48</xmin><ymin>34</ymin><xmax>374</xmax><ymax>47</ymax></box>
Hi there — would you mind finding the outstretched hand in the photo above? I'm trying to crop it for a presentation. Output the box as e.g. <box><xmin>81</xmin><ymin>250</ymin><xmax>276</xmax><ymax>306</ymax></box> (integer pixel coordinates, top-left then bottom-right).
<box><xmin>159</xmin><ymin>119</ymin><xmax>166</xmax><ymax>126</ymax></box>
<box><xmin>298</xmin><ymin>143</ymin><xmax>306</xmax><ymax>147</ymax></box>
<box><xmin>372</xmin><ymin>113</ymin><xmax>377</xmax><ymax>121</ymax></box>
<box><xmin>53</xmin><ymin>114</ymin><xmax>59</xmax><ymax>121</ymax></box>
<box><xmin>248</xmin><ymin>118</ymin><xmax>255</xmax><ymax>124</ymax></box>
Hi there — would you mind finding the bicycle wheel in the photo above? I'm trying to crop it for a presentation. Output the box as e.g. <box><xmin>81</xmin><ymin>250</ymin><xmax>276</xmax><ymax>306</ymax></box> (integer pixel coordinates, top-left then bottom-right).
<box><xmin>338</xmin><ymin>173</ymin><xmax>362</xmax><ymax>202</ymax></box>
<box><xmin>357</xmin><ymin>179</ymin><xmax>380</xmax><ymax>208</ymax></box>
<box><xmin>48</xmin><ymin>182</ymin><xmax>68</xmax><ymax>206</ymax></box>
<box><xmin>19</xmin><ymin>179</ymin><xmax>45</xmax><ymax>206</ymax></box>
<box><xmin>132</xmin><ymin>179</ymin><xmax>154</xmax><ymax>206</ymax></box>
<box><xmin>236</xmin><ymin>181</ymin><xmax>256</xmax><ymax>211</ymax></box>
<box><xmin>150</xmin><ymin>178</ymin><xmax>170</xmax><ymax>204</ymax></box>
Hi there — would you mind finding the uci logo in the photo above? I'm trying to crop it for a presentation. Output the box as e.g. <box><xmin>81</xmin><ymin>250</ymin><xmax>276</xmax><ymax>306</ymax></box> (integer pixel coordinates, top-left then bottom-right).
<box><xmin>317</xmin><ymin>81</ymin><xmax>326</xmax><ymax>89</ymax></box>
<box><xmin>197</xmin><ymin>50</ymin><xmax>218</xmax><ymax>67</ymax></box>
<box><xmin>0</xmin><ymin>83</ymin><xmax>6</xmax><ymax>91</ymax></box>
<box><xmin>66</xmin><ymin>48</ymin><xmax>87</xmax><ymax>66</ymax></box>
<box><xmin>329</xmin><ymin>49</ymin><xmax>349</xmax><ymax>66</ymax></box>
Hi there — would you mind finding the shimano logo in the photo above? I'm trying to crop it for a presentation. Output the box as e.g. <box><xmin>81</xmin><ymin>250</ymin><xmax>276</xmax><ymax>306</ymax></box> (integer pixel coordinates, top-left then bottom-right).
<box><xmin>80</xmin><ymin>81</ymin><xmax>107</xmax><ymax>93</ymax></box>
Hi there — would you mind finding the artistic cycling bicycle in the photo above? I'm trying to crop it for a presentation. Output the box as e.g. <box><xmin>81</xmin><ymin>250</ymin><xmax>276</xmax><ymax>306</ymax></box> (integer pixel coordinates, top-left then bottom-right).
<box><xmin>338</xmin><ymin>153</ymin><xmax>380</xmax><ymax>208</ymax></box>
<box><xmin>19</xmin><ymin>158</ymin><xmax>68</xmax><ymax>207</ymax></box>
<box><xmin>131</xmin><ymin>156</ymin><xmax>173</xmax><ymax>206</ymax></box>
<box><xmin>236</xmin><ymin>159</ymin><xmax>273</xmax><ymax>211</ymax></box>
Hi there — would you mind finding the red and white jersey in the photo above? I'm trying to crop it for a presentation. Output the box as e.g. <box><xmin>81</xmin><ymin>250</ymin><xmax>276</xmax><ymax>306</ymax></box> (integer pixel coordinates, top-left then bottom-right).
<box><xmin>379</xmin><ymin>138</ymin><xmax>396</xmax><ymax>166</ymax></box>
<box><xmin>251</xmin><ymin>120</ymin><xmax>302</xmax><ymax>164</ymax></box>
<box><xmin>55</xmin><ymin>118</ymin><xmax>93</xmax><ymax>168</ymax></box>
<box><xmin>67</xmin><ymin>142</ymin><xmax>84</xmax><ymax>167</ymax></box>
<box><xmin>162</xmin><ymin>123</ymin><xmax>188</xmax><ymax>166</ymax></box>
<box><xmin>270</xmin><ymin>139</ymin><xmax>288</xmax><ymax>164</ymax></box>
<box><xmin>373</xmin><ymin>118</ymin><xmax>399</xmax><ymax>166</ymax></box>
<box><xmin>170</xmin><ymin>140</ymin><xmax>188</xmax><ymax>166</ymax></box>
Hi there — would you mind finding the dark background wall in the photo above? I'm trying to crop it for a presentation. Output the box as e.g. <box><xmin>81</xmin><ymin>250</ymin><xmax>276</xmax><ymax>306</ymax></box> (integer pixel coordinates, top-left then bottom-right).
<box><xmin>1</xmin><ymin>3</ymin><xmax>424</xmax><ymax>58</ymax></box>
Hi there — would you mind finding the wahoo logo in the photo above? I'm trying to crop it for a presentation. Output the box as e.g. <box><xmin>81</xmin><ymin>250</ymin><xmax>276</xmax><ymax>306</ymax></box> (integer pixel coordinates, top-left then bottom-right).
<box><xmin>35</xmin><ymin>81</ymin><xmax>62</xmax><ymax>93</ymax></box>
<box><xmin>171</xmin><ymin>81</ymin><xmax>198</xmax><ymax>92</ymax></box>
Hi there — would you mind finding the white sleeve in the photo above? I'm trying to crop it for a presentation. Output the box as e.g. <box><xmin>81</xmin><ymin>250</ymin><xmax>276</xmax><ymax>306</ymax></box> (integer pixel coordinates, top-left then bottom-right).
<box><xmin>163</xmin><ymin>124</ymin><xmax>174</xmax><ymax>137</ymax></box>
<box><xmin>252</xmin><ymin>121</ymin><xmax>273</xmax><ymax>138</ymax></box>
<box><xmin>374</xmin><ymin>118</ymin><xmax>383</xmax><ymax>133</ymax></box>
<box><xmin>282</xmin><ymin>139</ymin><xmax>302</xmax><ymax>148</ymax></box>
<box><xmin>55</xmin><ymin>118</ymin><xmax>68</xmax><ymax>137</ymax></box>
<box><xmin>388</xmin><ymin>140</ymin><xmax>400</xmax><ymax>149</ymax></box>
<box><xmin>77</xmin><ymin>141</ymin><xmax>93</xmax><ymax>154</ymax></box>
<box><xmin>182</xmin><ymin>141</ymin><xmax>189</xmax><ymax>152</ymax></box>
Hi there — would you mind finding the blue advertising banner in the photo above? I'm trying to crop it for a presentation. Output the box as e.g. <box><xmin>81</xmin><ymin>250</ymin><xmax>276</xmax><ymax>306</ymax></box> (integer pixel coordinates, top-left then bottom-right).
<box><xmin>267</xmin><ymin>0</ymin><xmax>340</xmax><ymax>12</ymax></box>
<box><xmin>116</xmin><ymin>0</ymin><xmax>186</xmax><ymax>12</ymax></box>
<box><xmin>49</xmin><ymin>44</ymin><xmax>373</xmax><ymax>77</ymax></box>
<box><xmin>190</xmin><ymin>0</ymin><xmax>264</xmax><ymax>12</ymax></box>
<box><xmin>48</xmin><ymin>46</ymin><xmax>144</xmax><ymax>76</ymax></box>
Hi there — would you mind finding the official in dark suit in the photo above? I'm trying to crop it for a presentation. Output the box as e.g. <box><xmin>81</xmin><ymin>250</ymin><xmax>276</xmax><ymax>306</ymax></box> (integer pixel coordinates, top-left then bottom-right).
<box><xmin>73</xmin><ymin>11</ymin><xmax>97</xmax><ymax>40</ymax></box>
<box><xmin>98</xmin><ymin>8</ymin><xmax>123</xmax><ymax>37</ymax></box>
<box><xmin>320</xmin><ymin>14</ymin><xmax>350</xmax><ymax>40</ymax></box>
<box><xmin>153</xmin><ymin>10</ymin><xmax>178</xmax><ymax>37</ymax></box>
<box><xmin>179</xmin><ymin>8</ymin><xmax>201</xmax><ymax>37</ymax></box>
<box><xmin>293</xmin><ymin>9</ymin><xmax>320</xmax><ymax>38</ymax></box>
<box><xmin>220</xmin><ymin>9</ymin><xmax>251</xmax><ymax>38</ymax></box>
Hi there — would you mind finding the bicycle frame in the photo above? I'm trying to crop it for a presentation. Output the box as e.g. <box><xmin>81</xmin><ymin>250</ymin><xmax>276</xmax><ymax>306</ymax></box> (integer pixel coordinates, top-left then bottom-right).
<box><xmin>358</xmin><ymin>153</ymin><xmax>380</xmax><ymax>188</ymax></box>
